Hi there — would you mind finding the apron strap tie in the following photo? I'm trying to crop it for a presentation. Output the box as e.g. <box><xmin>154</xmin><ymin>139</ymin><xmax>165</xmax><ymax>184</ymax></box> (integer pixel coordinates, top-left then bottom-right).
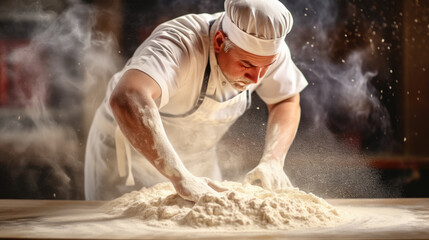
<box><xmin>115</xmin><ymin>127</ymin><xmax>135</xmax><ymax>186</ymax></box>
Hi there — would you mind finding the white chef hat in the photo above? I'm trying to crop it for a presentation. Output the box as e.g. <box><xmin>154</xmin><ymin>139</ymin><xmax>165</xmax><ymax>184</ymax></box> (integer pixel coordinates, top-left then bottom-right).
<box><xmin>222</xmin><ymin>0</ymin><xmax>293</xmax><ymax>56</ymax></box>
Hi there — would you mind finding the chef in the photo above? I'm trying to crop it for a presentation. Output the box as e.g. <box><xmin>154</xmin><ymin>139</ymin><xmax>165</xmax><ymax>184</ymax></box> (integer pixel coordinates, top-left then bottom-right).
<box><xmin>85</xmin><ymin>0</ymin><xmax>308</xmax><ymax>201</ymax></box>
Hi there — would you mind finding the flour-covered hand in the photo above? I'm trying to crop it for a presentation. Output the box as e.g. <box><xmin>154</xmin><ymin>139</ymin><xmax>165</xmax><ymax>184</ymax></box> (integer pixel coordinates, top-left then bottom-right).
<box><xmin>172</xmin><ymin>174</ymin><xmax>227</xmax><ymax>202</ymax></box>
<box><xmin>244</xmin><ymin>162</ymin><xmax>292</xmax><ymax>191</ymax></box>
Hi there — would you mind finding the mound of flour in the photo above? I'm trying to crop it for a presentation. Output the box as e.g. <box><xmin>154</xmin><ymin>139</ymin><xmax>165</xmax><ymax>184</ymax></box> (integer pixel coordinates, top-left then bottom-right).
<box><xmin>103</xmin><ymin>181</ymin><xmax>344</xmax><ymax>230</ymax></box>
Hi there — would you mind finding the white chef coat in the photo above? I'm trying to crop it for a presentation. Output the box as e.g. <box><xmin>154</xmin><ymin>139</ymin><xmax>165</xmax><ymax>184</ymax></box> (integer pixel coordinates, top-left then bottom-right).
<box><xmin>84</xmin><ymin>12</ymin><xmax>308</xmax><ymax>200</ymax></box>
<box><xmin>103</xmin><ymin>12</ymin><xmax>307</xmax><ymax>119</ymax></box>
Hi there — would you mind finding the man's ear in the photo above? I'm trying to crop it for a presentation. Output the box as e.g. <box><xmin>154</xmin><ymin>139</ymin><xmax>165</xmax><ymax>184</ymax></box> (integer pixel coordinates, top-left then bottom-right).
<box><xmin>214</xmin><ymin>31</ymin><xmax>226</xmax><ymax>53</ymax></box>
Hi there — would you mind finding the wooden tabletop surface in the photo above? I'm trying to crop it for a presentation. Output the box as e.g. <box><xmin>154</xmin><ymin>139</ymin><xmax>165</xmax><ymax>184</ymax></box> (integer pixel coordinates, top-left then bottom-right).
<box><xmin>0</xmin><ymin>198</ymin><xmax>428</xmax><ymax>240</ymax></box>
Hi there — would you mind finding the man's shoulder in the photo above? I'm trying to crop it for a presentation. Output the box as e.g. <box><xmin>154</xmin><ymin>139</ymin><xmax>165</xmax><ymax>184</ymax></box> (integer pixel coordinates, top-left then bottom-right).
<box><xmin>142</xmin><ymin>12</ymin><xmax>223</xmax><ymax>61</ymax></box>
<box><xmin>154</xmin><ymin>12</ymin><xmax>223</xmax><ymax>35</ymax></box>
<box><xmin>170</xmin><ymin>12</ymin><xmax>223</xmax><ymax>26</ymax></box>
<box><xmin>176</xmin><ymin>12</ymin><xmax>223</xmax><ymax>20</ymax></box>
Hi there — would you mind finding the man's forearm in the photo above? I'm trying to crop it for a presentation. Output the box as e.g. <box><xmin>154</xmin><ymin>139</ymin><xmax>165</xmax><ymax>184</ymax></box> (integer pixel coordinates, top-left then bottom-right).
<box><xmin>261</xmin><ymin>94</ymin><xmax>301</xmax><ymax>167</ymax></box>
<box><xmin>109</xmin><ymin>70</ymin><xmax>227</xmax><ymax>201</ymax></box>
<box><xmin>109</xmin><ymin>71</ymin><xmax>190</xmax><ymax>182</ymax></box>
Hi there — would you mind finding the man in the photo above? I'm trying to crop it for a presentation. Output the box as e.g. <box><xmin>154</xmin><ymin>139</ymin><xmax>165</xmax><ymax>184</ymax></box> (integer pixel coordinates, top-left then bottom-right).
<box><xmin>85</xmin><ymin>0</ymin><xmax>308</xmax><ymax>201</ymax></box>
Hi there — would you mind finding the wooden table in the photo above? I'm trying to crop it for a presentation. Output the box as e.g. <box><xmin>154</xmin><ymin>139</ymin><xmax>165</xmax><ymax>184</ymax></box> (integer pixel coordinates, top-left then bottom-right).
<box><xmin>0</xmin><ymin>198</ymin><xmax>428</xmax><ymax>240</ymax></box>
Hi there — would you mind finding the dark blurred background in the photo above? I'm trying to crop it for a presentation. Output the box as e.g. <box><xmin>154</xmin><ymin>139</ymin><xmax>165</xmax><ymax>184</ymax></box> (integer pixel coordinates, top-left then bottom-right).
<box><xmin>0</xmin><ymin>0</ymin><xmax>428</xmax><ymax>200</ymax></box>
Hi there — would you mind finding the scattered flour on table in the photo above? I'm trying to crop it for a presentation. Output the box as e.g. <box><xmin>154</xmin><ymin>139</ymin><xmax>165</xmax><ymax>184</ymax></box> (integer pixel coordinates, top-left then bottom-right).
<box><xmin>102</xmin><ymin>181</ymin><xmax>345</xmax><ymax>230</ymax></box>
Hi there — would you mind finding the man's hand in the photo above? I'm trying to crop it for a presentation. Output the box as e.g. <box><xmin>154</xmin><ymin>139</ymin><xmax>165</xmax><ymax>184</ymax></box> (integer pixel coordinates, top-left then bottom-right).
<box><xmin>172</xmin><ymin>174</ymin><xmax>228</xmax><ymax>202</ymax></box>
<box><xmin>244</xmin><ymin>94</ymin><xmax>300</xmax><ymax>192</ymax></box>
<box><xmin>244</xmin><ymin>162</ymin><xmax>292</xmax><ymax>191</ymax></box>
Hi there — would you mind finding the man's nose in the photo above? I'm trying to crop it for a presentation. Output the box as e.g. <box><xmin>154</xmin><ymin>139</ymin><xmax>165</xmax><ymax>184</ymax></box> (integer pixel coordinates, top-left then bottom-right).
<box><xmin>244</xmin><ymin>67</ymin><xmax>263</xmax><ymax>84</ymax></box>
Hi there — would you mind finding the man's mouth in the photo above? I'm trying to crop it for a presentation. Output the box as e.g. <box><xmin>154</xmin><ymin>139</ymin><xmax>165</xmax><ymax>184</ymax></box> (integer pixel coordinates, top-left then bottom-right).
<box><xmin>235</xmin><ymin>80</ymin><xmax>253</xmax><ymax>87</ymax></box>
<box><xmin>232</xmin><ymin>81</ymin><xmax>253</xmax><ymax>91</ymax></box>
<box><xmin>236</xmin><ymin>82</ymin><xmax>247</xmax><ymax>87</ymax></box>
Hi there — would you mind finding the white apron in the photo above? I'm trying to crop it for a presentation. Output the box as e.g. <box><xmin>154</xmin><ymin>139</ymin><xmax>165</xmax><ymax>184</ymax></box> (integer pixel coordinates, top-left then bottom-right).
<box><xmin>85</xmin><ymin>62</ymin><xmax>251</xmax><ymax>201</ymax></box>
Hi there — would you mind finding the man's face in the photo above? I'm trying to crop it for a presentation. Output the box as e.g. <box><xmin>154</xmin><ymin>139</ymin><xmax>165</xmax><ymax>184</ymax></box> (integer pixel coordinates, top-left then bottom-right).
<box><xmin>214</xmin><ymin>31</ymin><xmax>278</xmax><ymax>91</ymax></box>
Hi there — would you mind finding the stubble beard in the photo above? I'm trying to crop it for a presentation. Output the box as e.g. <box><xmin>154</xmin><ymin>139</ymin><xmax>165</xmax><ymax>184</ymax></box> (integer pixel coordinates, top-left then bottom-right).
<box><xmin>223</xmin><ymin>72</ymin><xmax>254</xmax><ymax>92</ymax></box>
